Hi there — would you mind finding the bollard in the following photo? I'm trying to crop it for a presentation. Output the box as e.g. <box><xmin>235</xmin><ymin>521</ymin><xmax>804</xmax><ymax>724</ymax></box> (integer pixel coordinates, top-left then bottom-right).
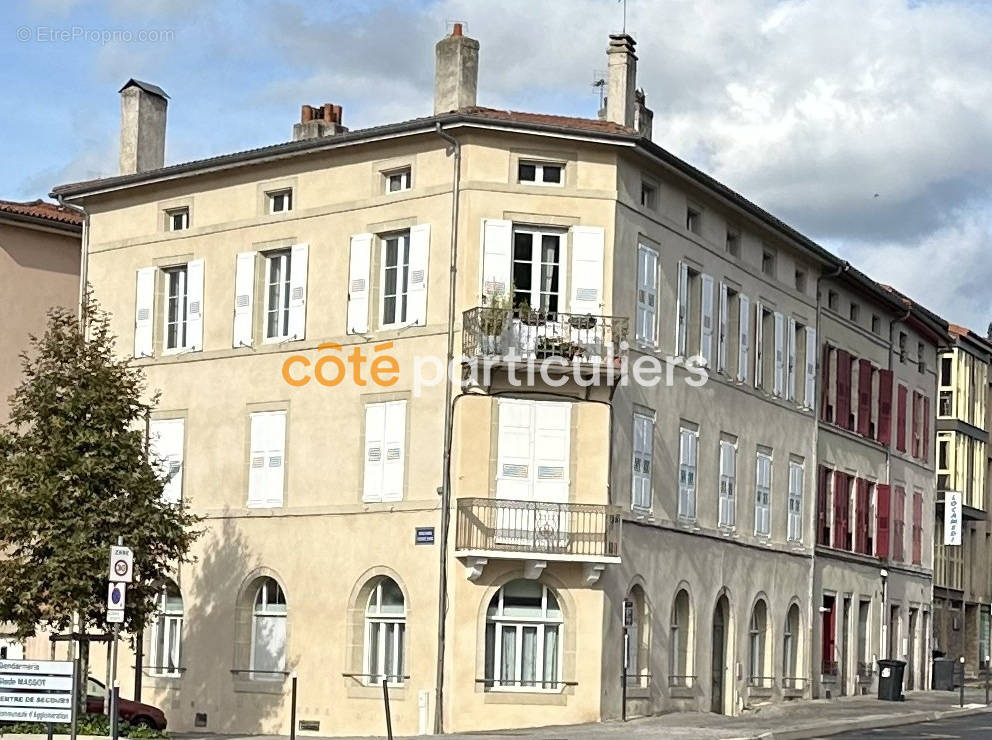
<box><xmin>960</xmin><ymin>657</ymin><xmax>965</xmax><ymax>708</ymax></box>
<box><xmin>382</xmin><ymin>679</ymin><xmax>393</xmax><ymax>740</ymax></box>
<box><xmin>111</xmin><ymin>683</ymin><xmax>120</xmax><ymax>740</ymax></box>
<box><xmin>289</xmin><ymin>673</ymin><xmax>297</xmax><ymax>740</ymax></box>
<box><xmin>986</xmin><ymin>656</ymin><xmax>990</xmax><ymax>705</ymax></box>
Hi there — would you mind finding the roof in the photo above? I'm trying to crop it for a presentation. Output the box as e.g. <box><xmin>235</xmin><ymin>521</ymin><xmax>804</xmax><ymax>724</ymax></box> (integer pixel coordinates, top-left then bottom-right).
<box><xmin>458</xmin><ymin>106</ymin><xmax>633</xmax><ymax>135</ymax></box>
<box><xmin>119</xmin><ymin>79</ymin><xmax>169</xmax><ymax>99</ymax></box>
<box><xmin>0</xmin><ymin>199</ymin><xmax>83</xmax><ymax>229</ymax></box>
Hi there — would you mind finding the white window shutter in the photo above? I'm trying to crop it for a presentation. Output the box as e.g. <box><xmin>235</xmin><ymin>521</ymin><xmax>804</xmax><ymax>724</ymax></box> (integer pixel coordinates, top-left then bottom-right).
<box><xmin>186</xmin><ymin>259</ymin><xmax>204</xmax><ymax>351</ymax></box>
<box><xmin>699</xmin><ymin>273</ymin><xmax>714</xmax><ymax>366</ymax></box>
<box><xmin>636</xmin><ymin>245</ymin><xmax>658</xmax><ymax>346</ymax></box>
<box><xmin>804</xmin><ymin>327</ymin><xmax>817</xmax><ymax>409</ymax></box>
<box><xmin>738</xmin><ymin>294</ymin><xmax>750</xmax><ymax>383</ymax></box>
<box><xmin>407</xmin><ymin>224</ymin><xmax>431</xmax><ymax>326</ymax></box>
<box><xmin>632</xmin><ymin>415</ymin><xmax>653</xmax><ymax>509</ymax></box>
<box><xmin>348</xmin><ymin>234</ymin><xmax>373</xmax><ymax>334</ymax></box>
<box><xmin>233</xmin><ymin>252</ymin><xmax>256</xmax><ymax>348</ymax></box>
<box><xmin>381</xmin><ymin>401</ymin><xmax>407</xmax><ymax>502</ymax></box>
<box><xmin>247</xmin><ymin>413</ymin><xmax>269</xmax><ymax>507</ymax></box>
<box><xmin>496</xmin><ymin>399</ymin><xmax>535</xmax><ymax>501</ymax></box>
<box><xmin>717</xmin><ymin>282</ymin><xmax>729</xmax><ymax>373</ymax></box>
<box><xmin>363</xmin><ymin>403</ymin><xmax>386</xmax><ymax>502</ymax></box>
<box><xmin>481</xmin><ymin>219</ymin><xmax>513</xmax><ymax>298</ymax></box>
<box><xmin>676</xmin><ymin>261</ymin><xmax>689</xmax><ymax>356</ymax></box>
<box><xmin>134</xmin><ymin>267</ymin><xmax>156</xmax><ymax>358</ymax></box>
<box><xmin>149</xmin><ymin>419</ymin><xmax>184</xmax><ymax>505</ymax></box>
<box><xmin>773</xmin><ymin>312</ymin><xmax>785</xmax><ymax>397</ymax></box>
<box><xmin>288</xmin><ymin>243</ymin><xmax>309</xmax><ymax>340</ymax></box>
<box><xmin>786</xmin><ymin>317</ymin><xmax>797</xmax><ymax>401</ymax></box>
<box><xmin>265</xmin><ymin>412</ymin><xmax>286</xmax><ymax>508</ymax></box>
<box><xmin>569</xmin><ymin>226</ymin><xmax>605</xmax><ymax>315</ymax></box>
<box><xmin>533</xmin><ymin>402</ymin><xmax>571</xmax><ymax>502</ymax></box>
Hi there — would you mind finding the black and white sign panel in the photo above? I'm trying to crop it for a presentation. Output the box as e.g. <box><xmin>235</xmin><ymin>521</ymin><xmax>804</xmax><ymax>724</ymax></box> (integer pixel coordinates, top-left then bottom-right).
<box><xmin>0</xmin><ymin>659</ymin><xmax>74</xmax><ymax>723</ymax></box>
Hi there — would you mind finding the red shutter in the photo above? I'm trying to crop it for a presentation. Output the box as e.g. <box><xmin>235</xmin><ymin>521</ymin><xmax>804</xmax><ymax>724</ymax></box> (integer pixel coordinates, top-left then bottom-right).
<box><xmin>821</xmin><ymin>344</ymin><xmax>833</xmax><ymax>422</ymax></box>
<box><xmin>878</xmin><ymin>370</ymin><xmax>894</xmax><ymax>445</ymax></box>
<box><xmin>836</xmin><ymin>350</ymin><xmax>852</xmax><ymax>431</ymax></box>
<box><xmin>858</xmin><ymin>359</ymin><xmax>872</xmax><ymax>437</ymax></box>
<box><xmin>893</xmin><ymin>486</ymin><xmax>906</xmax><ymax>561</ymax></box>
<box><xmin>817</xmin><ymin>465</ymin><xmax>830</xmax><ymax>545</ymax></box>
<box><xmin>896</xmin><ymin>385</ymin><xmax>908</xmax><ymax>452</ymax></box>
<box><xmin>833</xmin><ymin>471</ymin><xmax>849</xmax><ymax>550</ymax></box>
<box><xmin>912</xmin><ymin>491</ymin><xmax>923</xmax><ymax>565</ymax></box>
<box><xmin>876</xmin><ymin>483</ymin><xmax>891</xmax><ymax>559</ymax></box>
<box><xmin>911</xmin><ymin>392</ymin><xmax>921</xmax><ymax>458</ymax></box>
<box><xmin>855</xmin><ymin>478</ymin><xmax>870</xmax><ymax>554</ymax></box>
<box><xmin>923</xmin><ymin>395</ymin><xmax>930</xmax><ymax>462</ymax></box>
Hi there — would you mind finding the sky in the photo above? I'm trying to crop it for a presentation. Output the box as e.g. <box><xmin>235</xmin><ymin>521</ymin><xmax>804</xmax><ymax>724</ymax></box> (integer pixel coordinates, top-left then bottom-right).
<box><xmin>2</xmin><ymin>0</ymin><xmax>991</xmax><ymax>332</ymax></box>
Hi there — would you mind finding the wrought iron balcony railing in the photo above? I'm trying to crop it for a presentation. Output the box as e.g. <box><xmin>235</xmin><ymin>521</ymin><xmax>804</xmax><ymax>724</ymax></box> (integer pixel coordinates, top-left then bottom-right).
<box><xmin>462</xmin><ymin>307</ymin><xmax>629</xmax><ymax>365</ymax></box>
<box><xmin>455</xmin><ymin>497</ymin><xmax>621</xmax><ymax>560</ymax></box>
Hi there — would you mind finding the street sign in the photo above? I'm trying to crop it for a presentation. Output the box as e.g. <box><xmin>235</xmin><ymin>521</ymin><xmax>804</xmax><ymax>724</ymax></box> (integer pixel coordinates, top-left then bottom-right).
<box><xmin>109</xmin><ymin>545</ymin><xmax>133</xmax><ymax>583</ymax></box>
<box><xmin>107</xmin><ymin>582</ymin><xmax>126</xmax><ymax>610</ymax></box>
<box><xmin>107</xmin><ymin>609</ymin><xmax>125</xmax><ymax>624</ymax></box>
<box><xmin>944</xmin><ymin>491</ymin><xmax>962</xmax><ymax>545</ymax></box>
<box><xmin>0</xmin><ymin>660</ymin><xmax>71</xmax><ymax>676</ymax></box>
<box><xmin>0</xmin><ymin>675</ymin><xmax>73</xmax><ymax>691</ymax></box>
<box><xmin>0</xmin><ymin>659</ymin><xmax>74</xmax><ymax>723</ymax></box>
<box><xmin>622</xmin><ymin>599</ymin><xmax>634</xmax><ymax>628</ymax></box>
<box><xmin>415</xmin><ymin>527</ymin><xmax>435</xmax><ymax>545</ymax></box>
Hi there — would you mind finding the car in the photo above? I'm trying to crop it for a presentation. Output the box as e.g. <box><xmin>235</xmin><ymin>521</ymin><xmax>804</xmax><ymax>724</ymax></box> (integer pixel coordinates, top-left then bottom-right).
<box><xmin>86</xmin><ymin>677</ymin><xmax>168</xmax><ymax>731</ymax></box>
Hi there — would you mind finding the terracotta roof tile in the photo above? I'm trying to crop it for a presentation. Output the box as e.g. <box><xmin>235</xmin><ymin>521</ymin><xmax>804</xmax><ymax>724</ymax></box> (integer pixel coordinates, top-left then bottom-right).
<box><xmin>458</xmin><ymin>106</ymin><xmax>635</xmax><ymax>135</ymax></box>
<box><xmin>0</xmin><ymin>199</ymin><xmax>83</xmax><ymax>227</ymax></box>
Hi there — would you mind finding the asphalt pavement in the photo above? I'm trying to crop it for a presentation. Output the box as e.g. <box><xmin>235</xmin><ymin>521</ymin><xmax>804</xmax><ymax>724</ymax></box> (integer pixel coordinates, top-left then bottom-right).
<box><xmin>827</xmin><ymin>710</ymin><xmax>992</xmax><ymax>738</ymax></box>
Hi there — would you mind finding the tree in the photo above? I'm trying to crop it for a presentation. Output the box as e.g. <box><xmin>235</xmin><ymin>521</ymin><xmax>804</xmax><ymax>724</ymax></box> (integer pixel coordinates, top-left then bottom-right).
<box><xmin>0</xmin><ymin>296</ymin><xmax>200</xmax><ymax>705</ymax></box>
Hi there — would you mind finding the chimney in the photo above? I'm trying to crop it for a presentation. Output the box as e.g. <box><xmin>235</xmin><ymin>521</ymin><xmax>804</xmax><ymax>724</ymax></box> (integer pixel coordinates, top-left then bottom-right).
<box><xmin>293</xmin><ymin>103</ymin><xmax>349</xmax><ymax>141</ymax></box>
<box><xmin>634</xmin><ymin>88</ymin><xmax>653</xmax><ymax>140</ymax></box>
<box><xmin>118</xmin><ymin>79</ymin><xmax>168</xmax><ymax>175</ymax></box>
<box><xmin>434</xmin><ymin>22</ymin><xmax>479</xmax><ymax>114</ymax></box>
<box><xmin>605</xmin><ymin>34</ymin><xmax>637</xmax><ymax>128</ymax></box>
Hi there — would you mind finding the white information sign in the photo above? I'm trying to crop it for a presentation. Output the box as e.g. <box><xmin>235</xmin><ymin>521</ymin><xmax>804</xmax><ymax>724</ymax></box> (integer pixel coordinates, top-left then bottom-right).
<box><xmin>0</xmin><ymin>707</ymin><xmax>71</xmax><ymax>723</ymax></box>
<box><xmin>0</xmin><ymin>659</ymin><xmax>74</xmax><ymax>724</ymax></box>
<box><xmin>0</xmin><ymin>675</ymin><xmax>72</xmax><ymax>691</ymax></box>
<box><xmin>107</xmin><ymin>609</ymin><xmax>125</xmax><ymax>624</ymax></box>
<box><xmin>109</xmin><ymin>545</ymin><xmax>134</xmax><ymax>583</ymax></box>
<box><xmin>0</xmin><ymin>660</ymin><xmax>71</xmax><ymax>676</ymax></box>
<box><xmin>944</xmin><ymin>491</ymin><xmax>962</xmax><ymax>546</ymax></box>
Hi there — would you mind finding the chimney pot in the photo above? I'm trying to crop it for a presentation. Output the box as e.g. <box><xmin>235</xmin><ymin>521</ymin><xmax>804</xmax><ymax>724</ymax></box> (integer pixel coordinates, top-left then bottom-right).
<box><xmin>301</xmin><ymin>105</ymin><xmax>315</xmax><ymax>123</ymax></box>
<box><xmin>452</xmin><ymin>22</ymin><xmax>463</xmax><ymax>36</ymax></box>
<box><xmin>322</xmin><ymin>104</ymin><xmax>333</xmax><ymax>123</ymax></box>
<box><xmin>292</xmin><ymin>102</ymin><xmax>348</xmax><ymax>140</ymax></box>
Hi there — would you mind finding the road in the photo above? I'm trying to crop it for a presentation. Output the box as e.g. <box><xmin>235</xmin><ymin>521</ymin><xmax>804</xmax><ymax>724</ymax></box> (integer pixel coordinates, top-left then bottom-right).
<box><xmin>828</xmin><ymin>711</ymin><xmax>992</xmax><ymax>738</ymax></box>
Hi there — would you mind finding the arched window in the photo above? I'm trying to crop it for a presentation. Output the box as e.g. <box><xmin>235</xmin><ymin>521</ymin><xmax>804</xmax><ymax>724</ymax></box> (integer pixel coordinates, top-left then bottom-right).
<box><xmin>624</xmin><ymin>586</ymin><xmax>650</xmax><ymax>687</ymax></box>
<box><xmin>484</xmin><ymin>580</ymin><xmax>563</xmax><ymax>690</ymax></box>
<box><xmin>250</xmin><ymin>578</ymin><xmax>286</xmax><ymax>680</ymax></box>
<box><xmin>151</xmin><ymin>580</ymin><xmax>183</xmax><ymax>677</ymax></box>
<box><xmin>783</xmin><ymin>603</ymin><xmax>800</xmax><ymax>686</ymax></box>
<box><xmin>669</xmin><ymin>589</ymin><xmax>692</xmax><ymax>687</ymax></box>
<box><xmin>748</xmin><ymin>599</ymin><xmax>768</xmax><ymax>685</ymax></box>
<box><xmin>364</xmin><ymin>577</ymin><xmax>406</xmax><ymax>686</ymax></box>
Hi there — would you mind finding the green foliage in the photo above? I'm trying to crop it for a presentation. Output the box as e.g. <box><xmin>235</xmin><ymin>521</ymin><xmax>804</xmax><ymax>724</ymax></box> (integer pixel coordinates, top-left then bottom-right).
<box><xmin>0</xmin><ymin>713</ymin><xmax>168</xmax><ymax>737</ymax></box>
<box><xmin>0</xmin><ymin>295</ymin><xmax>200</xmax><ymax>638</ymax></box>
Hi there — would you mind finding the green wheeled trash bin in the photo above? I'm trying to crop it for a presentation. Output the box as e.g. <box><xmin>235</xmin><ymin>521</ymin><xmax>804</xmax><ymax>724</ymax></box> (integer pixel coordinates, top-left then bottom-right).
<box><xmin>932</xmin><ymin>657</ymin><xmax>956</xmax><ymax>690</ymax></box>
<box><xmin>877</xmin><ymin>659</ymin><xmax>906</xmax><ymax>701</ymax></box>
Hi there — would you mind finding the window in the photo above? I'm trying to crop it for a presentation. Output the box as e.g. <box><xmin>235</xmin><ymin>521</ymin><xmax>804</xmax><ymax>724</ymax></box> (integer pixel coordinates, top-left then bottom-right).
<box><xmin>149</xmin><ymin>418</ymin><xmax>184</xmax><ymax>505</ymax></box>
<box><xmin>872</xmin><ymin>314</ymin><xmax>881</xmax><ymax>335</ymax></box>
<box><xmin>512</xmin><ymin>228</ymin><xmax>563</xmax><ymax>313</ymax></box>
<box><xmin>267</xmin><ymin>188</ymin><xmax>293</xmax><ymax>214</ymax></box>
<box><xmin>761</xmin><ymin>249</ymin><xmax>776</xmax><ymax>277</ymax></box>
<box><xmin>632</xmin><ymin>412</ymin><xmax>654</xmax><ymax>511</ymax></box>
<box><xmin>726</xmin><ymin>229</ymin><xmax>740</xmax><ymax>258</ymax></box>
<box><xmin>624</xmin><ymin>586</ymin><xmax>649</xmax><ymax>687</ymax></box>
<box><xmin>892</xmin><ymin>486</ymin><xmax>906</xmax><ymax>561</ymax></box>
<box><xmin>755</xmin><ymin>449</ymin><xmax>772</xmax><ymax>536</ymax></box>
<box><xmin>496</xmin><ymin>400</ymin><xmax>570</xmax><ymax>515</ymax></box>
<box><xmin>669</xmin><ymin>589</ymin><xmax>692</xmax><ymax>687</ymax></box>
<box><xmin>787</xmin><ymin>458</ymin><xmax>803</xmax><ymax>542</ymax></box>
<box><xmin>940</xmin><ymin>356</ymin><xmax>953</xmax><ymax>387</ymax></box>
<box><xmin>385</xmin><ymin>168</ymin><xmax>411</xmax><ymax>193</ymax></box>
<box><xmin>640</xmin><ymin>182</ymin><xmax>656</xmax><ymax>209</ymax></box>
<box><xmin>795</xmin><ymin>269</ymin><xmax>806</xmax><ymax>293</ymax></box>
<box><xmin>849</xmin><ymin>303</ymin><xmax>860</xmax><ymax>322</ymax></box>
<box><xmin>675</xmin><ymin>262</ymin><xmax>712</xmax><ymax>361</ymax></box>
<box><xmin>163</xmin><ymin>266</ymin><xmax>188</xmax><ymax>351</ymax></box>
<box><xmin>917</xmin><ymin>341</ymin><xmax>926</xmax><ymax>373</ymax></box>
<box><xmin>719</xmin><ymin>438</ymin><xmax>736</xmax><ymax>528</ymax></box>
<box><xmin>518</xmin><ymin>160</ymin><xmax>562</xmax><ymax>186</ymax></box>
<box><xmin>363</xmin><ymin>400</ymin><xmax>407</xmax><ymax>503</ymax></box>
<box><xmin>150</xmin><ymin>580</ymin><xmax>183</xmax><ymax>677</ymax></box>
<box><xmin>380</xmin><ymin>232</ymin><xmax>411</xmax><ymax>327</ymax></box>
<box><xmin>686</xmin><ymin>206</ymin><xmax>701</xmax><ymax>234</ymax></box>
<box><xmin>783</xmin><ymin>604</ymin><xmax>800</xmax><ymax>685</ymax></box>
<box><xmin>748</xmin><ymin>600</ymin><xmax>768</xmax><ymax>685</ymax></box>
<box><xmin>264</xmin><ymin>250</ymin><xmax>292</xmax><ymax>340</ymax></box>
<box><xmin>484</xmin><ymin>580</ymin><xmax>563</xmax><ymax>690</ymax></box>
<box><xmin>827</xmin><ymin>290</ymin><xmax>839</xmax><ymax>311</ymax></box>
<box><xmin>250</xmin><ymin>578</ymin><xmax>286</xmax><ymax>680</ymax></box>
<box><xmin>247</xmin><ymin>410</ymin><xmax>286</xmax><ymax>508</ymax></box>
<box><xmin>678</xmin><ymin>425</ymin><xmax>698</xmax><ymax>521</ymax></box>
<box><xmin>364</xmin><ymin>578</ymin><xmax>406</xmax><ymax>685</ymax></box>
<box><xmin>911</xmin><ymin>490</ymin><xmax>923</xmax><ymax>565</ymax></box>
<box><xmin>635</xmin><ymin>244</ymin><xmax>659</xmax><ymax>346</ymax></box>
<box><xmin>898</xmin><ymin>332</ymin><xmax>907</xmax><ymax>362</ymax></box>
<box><xmin>166</xmin><ymin>207</ymin><xmax>189</xmax><ymax>232</ymax></box>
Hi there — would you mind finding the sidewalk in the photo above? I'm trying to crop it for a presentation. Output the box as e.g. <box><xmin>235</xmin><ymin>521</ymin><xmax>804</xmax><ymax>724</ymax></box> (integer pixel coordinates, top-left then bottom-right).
<box><xmin>168</xmin><ymin>688</ymin><xmax>992</xmax><ymax>740</ymax></box>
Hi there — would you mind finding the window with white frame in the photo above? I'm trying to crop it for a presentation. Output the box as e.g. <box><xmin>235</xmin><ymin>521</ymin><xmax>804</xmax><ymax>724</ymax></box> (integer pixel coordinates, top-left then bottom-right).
<box><xmin>250</xmin><ymin>578</ymin><xmax>286</xmax><ymax>680</ymax></box>
<box><xmin>267</xmin><ymin>188</ymin><xmax>293</xmax><ymax>214</ymax></box>
<box><xmin>484</xmin><ymin>580</ymin><xmax>562</xmax><ymax>690</ymax></box>
<box><xmin>149</xmin><ymin>418</ymin><xmax>184</xmax><ymax>505</ymax></box>
<box><xmin>264</xmin><ymin>250</ymin><xmax>293</xmax><ymax>340</ymax></box>
<box><xmin>150</xmin><ymin>580</ymin><xmax>183</xmax><ymax>677</ymax></box>
<box><xmin>755</xmin><ymin>448</ymin><xmax>772</xmax><ymax>536</ymax></box>
<box><xmin>166</xmin><ymin>207</ymin><xmax>189</xmax><ymax>232</ymax></box>
<box><xmin>669</xmin><ymin>588</ymin><xmax>692</xmax><ymax>686</ymax></box>
<box><xmin>384</xmin><ymin>168</ymin><xmax>411</xmax><ymax>193</ymax></box>
<box><xmin>364</xmin><ymin>577</ymin><xmax>406</xmax><ymax>685</ymax></box>
<box><xmin>163</xmin><ymin>266</ymin><xmax>188</xmax><ymax>351</ymax></box>
<box><xmin>783</xmin><ymin>603</ymin><xmax>800</xmax><ymax>683</ymax></box>
<box><xmin>512</xmin><ymin>228</ymin><xmax>563</xmax><ymax>313</ymax></box>
<box><xmin>787</xmin><ymin>458</ymin><xmax>804</xmax><ymax>542</ymax></box>
<box><xmin>635</xmin><ymin>244</ymin><xmax>659</xmax><ymax>346</ymax></box>
<box><xmin>363</xmin><ymin>400</ymin><xmax>407</xmax><ymax>503</ymax></box>
<box><xmin>518</xmin><ymin>160</ymin><xmax>563</xmax><ymax>186</ymax></box>
<box><xmin>719</xmin><ymin>438</ymin><xmax>736</xmax><ymax>528</ymax></box>
<box><xmin>748</xmin><ymin>600</ymin><xmax>768</xmax><ymax>684</ymax></box>
<box><xmin>381</xmin><ymin>232</ymin><xmax>411</xmax><ymax>327</ymax></box>
<box><xmin>247</xmin><ymin>411</ymin><xmax>286</xmax><ymax>508</ymax></box>
<box><xmin>632</xmin><ymin>412</ymin><xmax>654</xmax><ymax>510</ymax></box>
<box><xmin>678</xmin><ymin>425</ymin><xmax>698</xmax><ymax>521</ymax></box>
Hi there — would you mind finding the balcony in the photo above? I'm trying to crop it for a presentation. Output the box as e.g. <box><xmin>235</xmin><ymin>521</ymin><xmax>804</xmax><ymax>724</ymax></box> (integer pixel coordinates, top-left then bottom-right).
<box><xmin>462</xmin><ymin>307</ymin><xmax>629</xmax><ymax>369</ymax></box>
<box><xmin>455</xmin><ymin>497</ymin><xmax>622</xmax><ymax>583</ymax></box>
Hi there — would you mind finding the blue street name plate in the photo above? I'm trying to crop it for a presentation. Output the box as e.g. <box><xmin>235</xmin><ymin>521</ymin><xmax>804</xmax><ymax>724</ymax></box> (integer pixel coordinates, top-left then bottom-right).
<box><xmin>415</xmin><ymin>527</ymin><xmax>435</xmax><ymax>545</ymax></box>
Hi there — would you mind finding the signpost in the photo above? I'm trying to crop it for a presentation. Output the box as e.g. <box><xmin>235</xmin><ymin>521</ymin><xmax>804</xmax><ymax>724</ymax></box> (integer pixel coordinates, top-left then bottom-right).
<box><xmin>0</xmin><ymin>659</ymin><xmax>74</xmax><ymax>724</ymax></box>
<box><xmin>106</xmin><ymin>541</ymin><xmax>131</xmax><ymax>740</ymax></box>
<box><xmin>621</xmin><ymin>599</ymin><xmax>633</xmax><ymax>722</ymax></box>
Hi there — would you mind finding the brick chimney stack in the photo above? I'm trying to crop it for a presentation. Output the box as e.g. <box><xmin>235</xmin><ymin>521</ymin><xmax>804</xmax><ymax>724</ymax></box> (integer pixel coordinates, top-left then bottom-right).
<box><xmin>434</xmin><ymin>22</ymin><xmax>479</xmax><ymax>114</ymax></box>
<box><xmin>119</xmin><ymin>79</ymin><xmax>168</xmax><ymax>174</ymax></box>
<box><xmin>293</xmin><ymin>103</ymin><xmax>349</xmax><ymax>141</ymax></box>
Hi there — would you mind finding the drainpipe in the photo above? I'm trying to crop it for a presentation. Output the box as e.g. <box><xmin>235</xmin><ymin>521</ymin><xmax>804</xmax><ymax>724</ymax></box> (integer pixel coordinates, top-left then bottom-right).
<box><xmin>812</xmin><ymin>260</ymin><xmax>849</xmax><ymax>694</ymax></box>
<box><xmin>55</xmin><ymin>194</ymin><xmax>88</xmax><ymax>322</ymax></box>
<box><xmin>433</xmin><ymin>121</ymin><xmax>461</xmax><ymax>735</ymax></box>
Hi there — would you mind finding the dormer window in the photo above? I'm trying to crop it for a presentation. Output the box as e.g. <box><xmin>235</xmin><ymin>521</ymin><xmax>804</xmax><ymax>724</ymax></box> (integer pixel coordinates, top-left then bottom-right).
<box><xmin>385</xmin><ymin>168</ymin><xmax>411</xmax><ymax>193</ymax></box>
<box><xmin>166</xmin><ymin>207</ymin><xmax>189</xmax><ymax>232</ymax></box>
<box><xmin>267</xmin><ymin>189</ymin><xmax>293</xmax><ymax>214</ymax></box>
<box><xmin>518</xmin><ymin>160</ymin><xmax>563</xmax><ymax>186</ymax></box>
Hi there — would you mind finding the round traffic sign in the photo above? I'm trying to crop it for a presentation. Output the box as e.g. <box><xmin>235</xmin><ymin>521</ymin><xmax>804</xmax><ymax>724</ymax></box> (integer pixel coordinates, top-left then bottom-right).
<box><xmin>110</xmin><ymin>584</ymin><xmax>124</xmax><ymax>606</ymax></box>
<box><xmin>114</xmin><ymin>559</ymin><xmax>128</xmax><ymax>577</ymax></box>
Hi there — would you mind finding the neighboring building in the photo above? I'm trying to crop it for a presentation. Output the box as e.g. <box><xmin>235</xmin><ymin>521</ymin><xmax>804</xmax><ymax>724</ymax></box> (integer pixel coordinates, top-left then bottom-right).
<box><xmin>932</xmin><ymin>324</ymin><xmax>992</xmax><ymax>675</ymax></box>
<box><xmin>48</xmin><ymin>27</ymin><xmax>947</xmax><ymax>736</ymax></box>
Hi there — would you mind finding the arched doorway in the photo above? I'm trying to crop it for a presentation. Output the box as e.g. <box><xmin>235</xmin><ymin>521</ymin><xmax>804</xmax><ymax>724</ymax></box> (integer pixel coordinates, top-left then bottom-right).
<box><xmin>711</xmin><ymin>595</ymin><xmax>729</xmax><ymax>713</ymax></box>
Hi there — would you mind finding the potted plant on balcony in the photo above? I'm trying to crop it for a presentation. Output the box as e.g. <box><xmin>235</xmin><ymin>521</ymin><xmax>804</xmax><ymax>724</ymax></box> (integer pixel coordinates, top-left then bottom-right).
<box><xmin>568</xmin><ymin>313</ymin><xmax>598</xmax><ymax>331</ymax></box>
<box><xmin>479</xmin><ymin>291</ymin><xmax>510</xmax><ymax>355</ymax></box>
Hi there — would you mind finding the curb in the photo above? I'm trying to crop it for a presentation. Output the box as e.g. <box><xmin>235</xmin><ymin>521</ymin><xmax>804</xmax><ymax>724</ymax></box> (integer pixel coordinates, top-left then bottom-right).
<box><xmin>750</xmin><ymin>703</ymin><xmax>992</xmax><ymax>740</ymax></box>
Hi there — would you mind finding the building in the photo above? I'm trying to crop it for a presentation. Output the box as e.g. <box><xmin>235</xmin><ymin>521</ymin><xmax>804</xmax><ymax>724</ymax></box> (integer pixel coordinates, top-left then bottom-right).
<box><xmin>47</xmin><ymin>27</ymin><xmax>946</xmax><ymax>736</ymax></box>
<box><xmin>932</xmin><ymin>324</ymin><xmax>992</xmax><ymax>675</ymax></box>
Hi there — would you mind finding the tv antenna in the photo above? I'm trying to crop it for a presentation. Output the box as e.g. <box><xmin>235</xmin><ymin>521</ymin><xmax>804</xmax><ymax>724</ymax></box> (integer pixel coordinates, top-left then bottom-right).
<box><xmin>591</xmin><ymin>70</ymin><xmax>607</xmax><ymax>110</ymax></box>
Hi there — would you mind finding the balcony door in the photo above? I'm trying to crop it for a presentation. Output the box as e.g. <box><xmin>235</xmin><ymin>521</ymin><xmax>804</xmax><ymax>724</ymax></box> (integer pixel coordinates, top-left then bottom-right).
<box><xmin>495</xmin><ymin>399</ymin><xmax>571</xmax><ymax>548</ymax></box>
